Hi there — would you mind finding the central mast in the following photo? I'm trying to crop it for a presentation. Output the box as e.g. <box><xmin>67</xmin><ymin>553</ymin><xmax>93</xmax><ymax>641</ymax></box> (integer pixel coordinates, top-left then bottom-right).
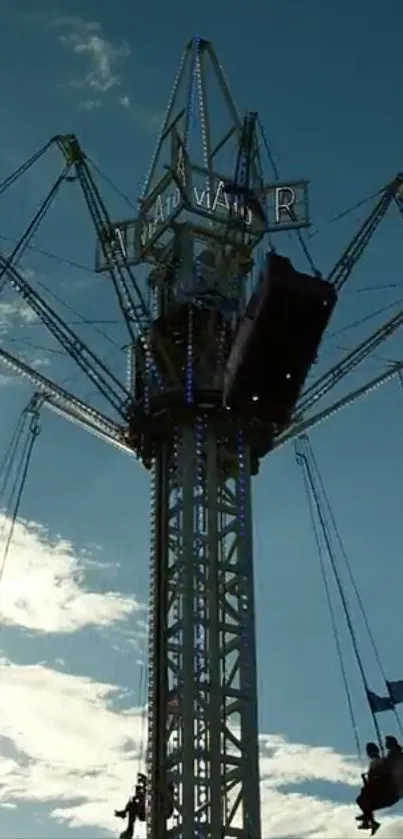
<box><xmin>143</xmin><ymin>39</ymin><xmax>264</xmax><ymax>836</ymax></box>
<box><xmin>96</xmin><ymin>36</ymin><xmax>310</xmax><ymax>838</ymax></box>
<box><xmin>148</xmin><ymin>424</ymin><xmax>260</xmax><ymax>838</ymax></box>
<box><xmin>143</xmin><ymin>38</ymin><xmax>264</xmax><ymax>833</ymax></box>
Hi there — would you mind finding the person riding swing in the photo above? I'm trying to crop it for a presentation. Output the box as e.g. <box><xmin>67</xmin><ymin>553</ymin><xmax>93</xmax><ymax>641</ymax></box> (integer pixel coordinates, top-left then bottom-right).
<box><xmin>114</xmin><ymin>773</ymin><xmax>147</xmax><ymax>839</ymax></box>
<box><xmin>356</xmin><ymin>742</ymin><xmax>400</xmax><ymax>835</ymax></box>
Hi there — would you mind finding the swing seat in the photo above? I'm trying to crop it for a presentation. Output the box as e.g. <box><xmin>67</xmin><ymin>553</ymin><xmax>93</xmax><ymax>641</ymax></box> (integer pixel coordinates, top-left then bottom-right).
<box><xmin>361</xmin><ymin>775</ymin><xmax>399</xmax><ymax>812</ymax></box>
<box><xmin>390</xmin><ymin>756</ymin><xmax>403</xmax><ymax>797</ymax></box>
<box><xmin>137</xmin><ymin>806</ymin><xmax>146</xmax><ymax>822</ymax></box>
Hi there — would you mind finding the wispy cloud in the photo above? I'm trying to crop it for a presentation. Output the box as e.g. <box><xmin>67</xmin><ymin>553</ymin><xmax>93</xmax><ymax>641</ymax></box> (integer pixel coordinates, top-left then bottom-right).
<box><xmin>27</xmin><ymin>13</ymin><xmax>131</xmax><ymax>109</ymax></box>
<box><xmin>0</xmin><ymin>299</ymin><xmax>38</xmax><ymax>336</ymax></box>
<box><xmin>0</xmin><ymin>297</ymin><xmax>42</xmax><ymax>384</ymax></box>
<box><xmin>0</xmin><ymin>661</ymin><xmax>143</xmax><ymax>833</ymax></box>
<box><xmin>0</xmin><ymin>661</ymin><xmax>401</xmax><ymax>838</ymax></box>
<box><xmin>80</xmin><ymin>98</ymin><xmax>101</xmax><ymax>111</ymax></box>
<box><xmin>119</xmin><ymin>95</ymin><xmax>131</xmax><ymax>109</ymax></box>
<box><xmin>0</xmin><ymin>506</ymin><xmax>400</xmax><ymax>837</ymax></box>
<box><xmin>0</xmin><ymin>508</ymin><xmax>400</xmax><ymax>836</ymax></box>
<box><xmin>0</xmin><ymin>514</ymin><xmax>144</xmax><ymax>633</ymax></box>
<box><xmin>0</xmin><ymin>292</ymin><xmax>60</xmax><ymax>383</ymax></box>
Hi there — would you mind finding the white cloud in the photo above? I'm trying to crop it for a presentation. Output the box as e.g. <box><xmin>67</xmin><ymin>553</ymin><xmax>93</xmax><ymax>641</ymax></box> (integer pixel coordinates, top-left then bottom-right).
<box><xmin>0</xmin><ymin>373</ymin><xmax>13</xmax><ymax>387</ymax></box>
<box><xmin>51</xmin><ymin>15</ymin><xmax>130</xmax><ymax>103</ymax></box>
<box><xmin>0</xmin><ymin>299</ymin><xmax>38</xmax><ymax>336</ymax></box>
<box><xmin>119</xmin><ymin>94</ymin><xmax>131</xmax><ymax>109</ymax></box>
<box><xmin>0</xmin><ymin>514</ymin><xmax>144</xmax><ymax>633</ymax></box>
<box><xmin>0</xmin><ymin>660</ymin><xmax>402</xmax><ymax>838</ymax></box>
<box><xmin>260</xmin><ymin>733</ymin><xmax>358</xmax><ymax>787</ymax></box>
<box><xmin>31</xmin><ymin>355</ymin><xmax>50</xmax><ymax>369</ymax></box>
<box><xmin>259</xmin><ymin>737</ymin><xmax>403</xmax><ymax>838</ymax></box>
<box><xmin>80</xmin><ymin>98</ymin><xmax>101</xmax><ymax>111</ymax></box>
<box><xmin>0</xmin><ymin>297</ymin><xmax>43</xmax><ymax>383</ymax></box>
<box><xmin>134</xmin><ymin>106</ymin><xmax>163</xmax><ymax>134</ymax></box>
<box><xmin>0</xmin><ymin>661</ymin><xmax>142</xmax><ymax>834</ymax></box>
<box><xmin>25</xmin><ymin>13</ymin><xmax>158</xmax><ymax>119</ymax></box>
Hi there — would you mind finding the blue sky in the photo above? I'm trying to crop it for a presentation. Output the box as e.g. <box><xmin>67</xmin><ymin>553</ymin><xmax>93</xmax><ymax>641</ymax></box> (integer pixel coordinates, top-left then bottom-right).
<box><xmin>1</xmin><ymin>0</ymin><xmax>403</xmax><ymax>836</ymax></box>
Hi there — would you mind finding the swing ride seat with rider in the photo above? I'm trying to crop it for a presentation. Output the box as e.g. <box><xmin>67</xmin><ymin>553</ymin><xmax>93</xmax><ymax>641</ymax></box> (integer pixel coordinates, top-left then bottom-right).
<box><xmin>356</xmin><ymin>742</ymin><xmax>401</xmax><ymax>834</ymax></box>
<box><xmin>114</xmin><ymin>772</ymin><xmax>175</xmax><ymax>838</ymax></box>
<box><xmin>296</xmin><ymin>435</ymin><xmax>403</xmax><ymax>835</ymax></box>
<box><xmin>114</xmin><ymin>773</ymin><xmax>147</xmax><ymax>839</ymax></box>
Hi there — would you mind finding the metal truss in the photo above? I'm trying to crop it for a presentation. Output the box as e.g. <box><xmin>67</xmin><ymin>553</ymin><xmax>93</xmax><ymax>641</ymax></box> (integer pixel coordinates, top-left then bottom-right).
<box><xmin>147</xmin><ymin>422</ymin><xmax>261</xmax><ymax>839</ymax></box>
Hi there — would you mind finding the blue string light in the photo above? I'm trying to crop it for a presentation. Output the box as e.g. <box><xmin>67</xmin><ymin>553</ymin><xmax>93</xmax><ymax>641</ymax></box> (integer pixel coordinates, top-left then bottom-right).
<box><xmin>185</xmin><ymin>306</ymin><xmax>194</xmax><ymax>404</ymax></box>
<box><xmin>182</xmin><ymin>36</ymin><xmax>200</xmax><ymax>403</ymax></box>
<box><xmin>194</xmin><ymin>416</ymin><xmax>206</xmax><ymax>827</ymax></box>
<box><xmin>146</xmin><ymin>461</ymin><xmax>157</xmax><ymax>835</ymax></box>
<box><xmin>185</xmin><ymin>36</ymin><xmax>199</xmax><ymax>149</ymax></box>
<box><xmin>237</xmin><ymin>429</ymin><xmax>247</xmax><ymax>539</ymax></box>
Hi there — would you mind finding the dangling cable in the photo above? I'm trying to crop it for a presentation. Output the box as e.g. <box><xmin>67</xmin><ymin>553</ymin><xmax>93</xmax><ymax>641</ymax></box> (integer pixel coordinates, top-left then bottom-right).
<box><xmin>257</xmin><ymin>119</ymin><xmax>280</xmax><ymax>181</ymax></box>
<box><xmin>296</xmin><ymin>229</ymin><xmax>319</xmax><ymax>275</ymax></box>
<box><xmin>308</xmin><ymin>440</ymin><xmax>403</xmax><ymax>740</ymax></box>
<box><xmin>137</xmin><ymin>628</ymin><xmax>149</xmax><ymax>772</ymax></box>
<box><xmin>0</xmin><ymin>402</ymin><xmax>41</xmax><ymax>591</ymax></box>
<box><xmin>0</xmin><ymin>408</ymin><xmax>30</xmax><ymax>505</ymax></box>
<box><xmin>257</xmin><ymin>118</ymin><xmax>320</xmax><ymax>274</ymax></box>
<box><xmin>133</xmin><ymin>618</ymin><xmax>149</xmax><ymax>839</ymax></box>
<box><xmin>0</xmin><ymin>140</ymin><xmax>55</xmax><ymax>199</ymax></box>
<box><xmin>296</xmin><ymin>435</ymin><xmax>383</xmax><ymax>751</ymax></box>
<box><xmin>295</xmin><ymin>443</ymin><xmax>362</xmax><ymax>763</ymax></box>
<box><xmin>0</xmin><ymin>168</ymin><xmax>70</xmax><ymax>294</ymax></box>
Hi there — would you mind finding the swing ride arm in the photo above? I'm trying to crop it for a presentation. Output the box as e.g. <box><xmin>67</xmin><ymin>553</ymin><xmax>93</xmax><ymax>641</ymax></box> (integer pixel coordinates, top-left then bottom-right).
<box><xmin>0</xmin><ymin>136</ymin><xmax>177</xmax><ymax>422</ymax></box>
<box><xmin>295</xmin><ymin>293</ymin><xmax>403</xmax><ymax>417</ymax></box>
<box><xmin>0</xmin><ymin>133</ymin><xmax>150</xmax><ymax>352</ymax></box>
<box><xmin>0</xmin><ymin>253</ymin><xmax>131</xmax><ymax>417</ymax></box>
<box><xmin>275</xmin><ymin>359</ymin><xmax>403</xmax><ymax>449</ymax></box>
<box><xmin>294</xmin><ymin>436</ymin><xmax>385</xmax><ymax>755</ymax></box>
<box><xmin>286</xmin><ymin>171</ymin><xmax>403</xmax><ymax>419</ymax></box>
<box><xmin>55</xmin><ymin>134</ymin><xmax>180</xmax><ymax>387</ymax></box>
<box><xmin>328</xmin><ymin>172</ymin><xmax>403</xmax><ymax>293</ymax></box>
<box><xmin>55</xmin><ymin>134</ymin><xmax>149</xmax><ymax>347</ymax></box>
<box><xmin>0</xmin><ymin>346</ymin><xmax>129</xmax><ymax>454</ymax></box>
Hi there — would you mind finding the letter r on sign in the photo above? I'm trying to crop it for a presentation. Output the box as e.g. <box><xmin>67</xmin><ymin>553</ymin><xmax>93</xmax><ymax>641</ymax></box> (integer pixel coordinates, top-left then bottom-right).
<box><xmin>275</xmin><ymin>187</ymin><xmax>296</xmax><ymax>223</ymax></box>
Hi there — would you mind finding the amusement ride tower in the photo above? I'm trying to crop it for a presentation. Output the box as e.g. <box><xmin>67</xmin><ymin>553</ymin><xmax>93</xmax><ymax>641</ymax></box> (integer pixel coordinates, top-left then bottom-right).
<box><xmin>112</xmin><ymin>37</ymin><xmax>311</xmax><ymax>839</ymax></box>
<box><xmin>1</xmin><ymin>34</ymin><xmax>403</xmax><ymax>839</ymax></box>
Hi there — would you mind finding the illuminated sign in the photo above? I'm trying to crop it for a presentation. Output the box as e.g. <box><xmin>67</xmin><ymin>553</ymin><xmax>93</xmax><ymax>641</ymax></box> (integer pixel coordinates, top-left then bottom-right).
<box><xmin>95</xmin><ymin>171</ymin><xmax>309</xmax><ymax>272</ymax></box>
<box><xmin>138</xmin><ymin>177</ymin><xmax>258</xmax><ymax>249</ymax></box>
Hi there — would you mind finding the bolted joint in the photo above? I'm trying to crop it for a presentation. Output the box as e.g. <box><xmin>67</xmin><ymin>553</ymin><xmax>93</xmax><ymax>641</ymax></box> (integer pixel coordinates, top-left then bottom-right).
<box><xmin>55</xmin><ymin>134</ymin><xmax>86</xmax><ymax>167</ymax></box>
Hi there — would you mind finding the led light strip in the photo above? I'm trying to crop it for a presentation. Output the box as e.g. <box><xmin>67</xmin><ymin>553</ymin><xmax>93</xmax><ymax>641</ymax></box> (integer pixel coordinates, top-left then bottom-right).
<box><xmin>185</xmin><ymin>306</ymin><xmax>194</xmax><ymax>404</ymax></box>
<box><xmin>146</xmin><ymin>458</ymin><xmax>157</xmax><ymax>839</ymax></box>
<box><xmin>194</xmin><ymin>417</ymin><xmax>207</xmax><ymax>823</ymax></box>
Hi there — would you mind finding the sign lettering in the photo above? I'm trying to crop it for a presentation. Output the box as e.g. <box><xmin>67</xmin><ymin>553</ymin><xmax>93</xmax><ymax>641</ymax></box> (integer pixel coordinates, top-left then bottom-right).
<box><xmin>95</xmin><ymin>175</ymin><xmax>309</xmax><ymax>272</ymax></box>
<box><xmin>138</xmin><ymin>180</ymin><xmax>254</xmax><ymax>251</ymax></box>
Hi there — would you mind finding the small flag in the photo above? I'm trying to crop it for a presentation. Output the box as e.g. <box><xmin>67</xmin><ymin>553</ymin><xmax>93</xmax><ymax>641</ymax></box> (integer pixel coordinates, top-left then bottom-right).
<box><xmin>366</xmin><ymin>689</ymin><xmax>394</xmax><ymax>714</ymax></box>
<box><xmin>387</xmin><ymin>680</ymin><xmax>403</xmax><ymax>706</ymax></box>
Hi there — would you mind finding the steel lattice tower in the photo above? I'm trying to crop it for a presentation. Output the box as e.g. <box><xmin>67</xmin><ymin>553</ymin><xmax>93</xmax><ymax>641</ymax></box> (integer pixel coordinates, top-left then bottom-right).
<box><xmin>2</xmin><ymin>31</ymin><xmax>403</xmax><ymax>839</ymax></box>
<box><xmin>99</xmin><ymin>37</ymin><xmax>308</xmax><ymax>839</ymax></box>
<box><xmin>141</xmin><ymin>39</ymin><xmax>263</xmax><ymax>839</ymax></box>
